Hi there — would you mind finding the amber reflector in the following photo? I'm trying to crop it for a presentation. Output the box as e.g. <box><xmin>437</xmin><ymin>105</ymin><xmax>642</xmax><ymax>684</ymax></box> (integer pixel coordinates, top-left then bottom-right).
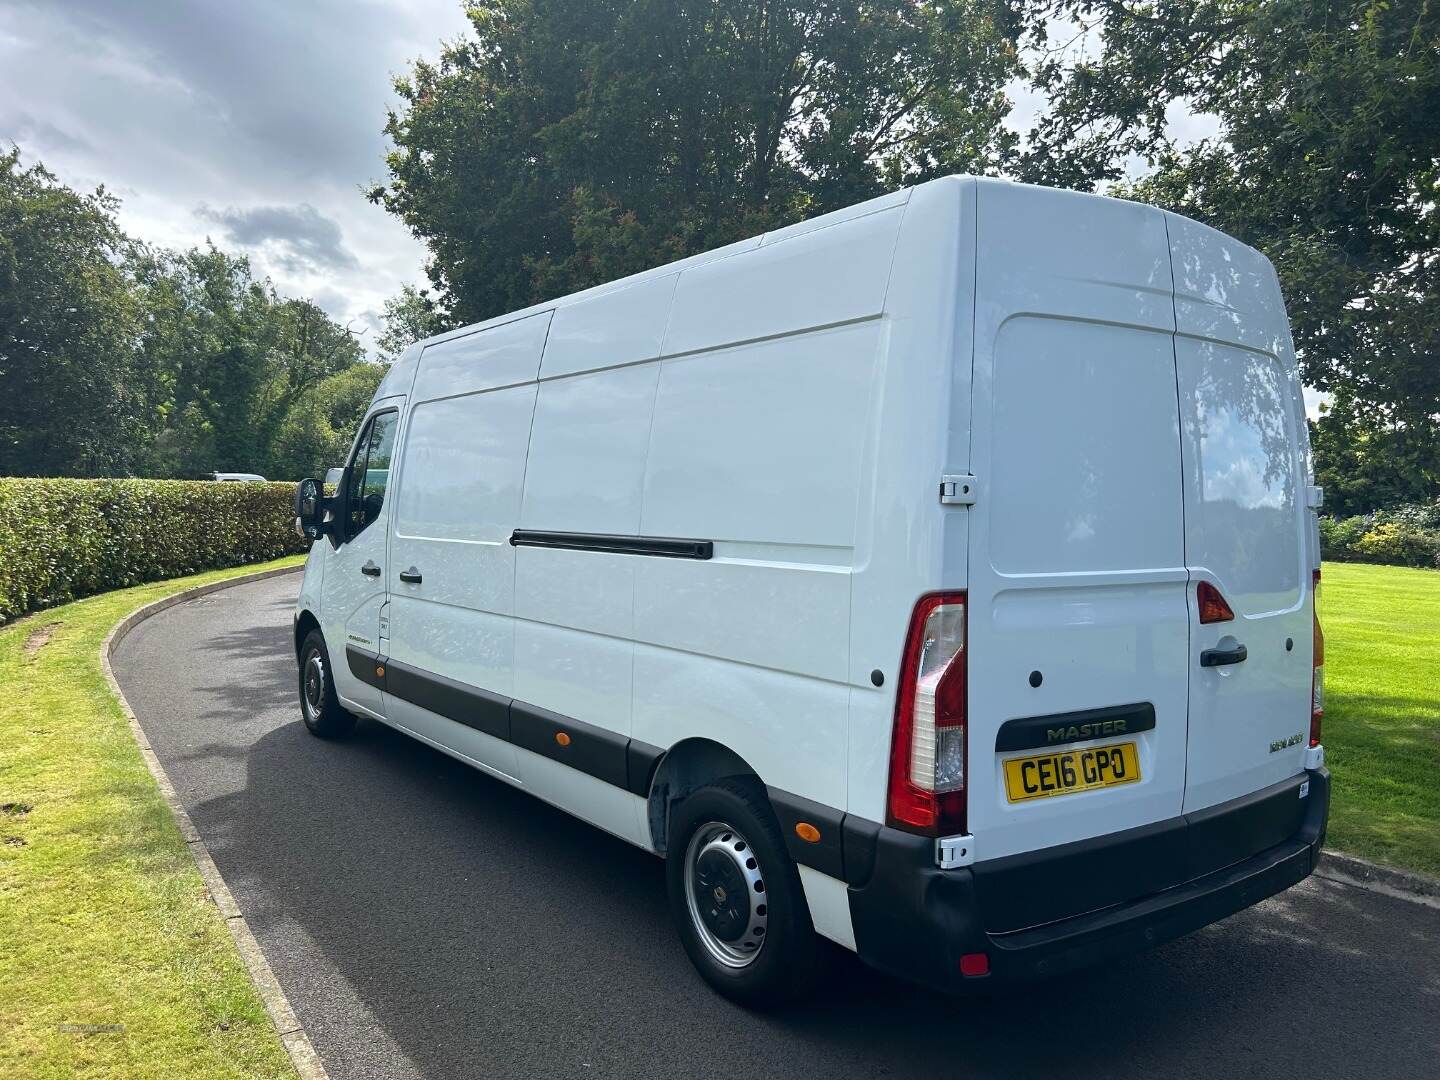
<box><xmin>555</xmin><ymin>731</ymin><xmax>571</xmax><ymax>747</ymax></box>
<box><xmin>795</xmin><ymin>822</ymin><xmax>821</xmax><ymax>843</ymax></box>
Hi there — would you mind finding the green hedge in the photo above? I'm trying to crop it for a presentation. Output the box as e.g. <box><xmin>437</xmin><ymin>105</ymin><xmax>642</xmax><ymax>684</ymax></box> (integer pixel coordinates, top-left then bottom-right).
<box><xmin>1319</xmin><ymin>500</ymin><xmax>1440</xmax><ymax>570</ymax></box>
<box><xmin>0</xmin><ymin>479</ymin><xmax>307</xmax><ymax>622</ymax></box>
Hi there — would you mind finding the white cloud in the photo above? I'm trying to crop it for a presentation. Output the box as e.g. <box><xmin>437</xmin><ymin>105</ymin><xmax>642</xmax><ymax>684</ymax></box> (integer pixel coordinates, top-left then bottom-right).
<box><xmin>0</xmin><ymin>0</ymin><xmax>472</xmax><ymax>352</ymax></box>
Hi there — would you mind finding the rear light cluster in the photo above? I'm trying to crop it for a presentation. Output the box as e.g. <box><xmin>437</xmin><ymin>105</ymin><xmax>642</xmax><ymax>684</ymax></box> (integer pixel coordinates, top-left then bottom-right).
<box><xmin>1196</xmin><ymin>580</ymin><xmax>1234</xmax><ymax>623</ymax></box>
<box><xmin>1311</xmin><ymin>569</ymin><xmax>1324</xmax><ymax>747</ymax></box>
<box><xmin>887</xmin><ymin>593</ymin><xmax>967</xmax><ymax>836</ymax></box>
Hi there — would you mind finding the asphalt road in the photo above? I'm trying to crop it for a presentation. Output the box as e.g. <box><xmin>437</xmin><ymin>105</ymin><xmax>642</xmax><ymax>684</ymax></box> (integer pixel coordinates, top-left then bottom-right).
<box><xmin>112</xmin><ymin>572</ymin><xmax>1440</xmax><ymax>1080</ymax></box>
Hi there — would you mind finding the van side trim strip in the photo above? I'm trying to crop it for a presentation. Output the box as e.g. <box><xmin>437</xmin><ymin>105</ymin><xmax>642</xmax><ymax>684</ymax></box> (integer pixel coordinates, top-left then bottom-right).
<box><xmin>994</xmin><ymin>702</ymin><xmax>1156</xmax><ymax>753</ymax></box>
<box><xmin>509</xmin><ymin>530</ymin><xmax>713</xmax><ymax>560</ymax></box>
<box><xmin>768</xmin><ymin>788</ymin><xmax>847</xmax><ymax>881</ymax></box>
<box><xmin>386</xmin><ymin>657</ymin><xmax>511</xmax><ymax>741</ymax></box>
<box><xmin>343</xmin><ymin>650</ymin><xmax>867</xmax><ymax>882</ymax></box>
<box><xmin>345</xmin><ymin>646</ymin><xmax>386</xmax><ymax>691</ymax></box>
<box><xmin>510</xmin><ymin>700</ymin><xmax>629</xmax><ymax>788</ymax></box>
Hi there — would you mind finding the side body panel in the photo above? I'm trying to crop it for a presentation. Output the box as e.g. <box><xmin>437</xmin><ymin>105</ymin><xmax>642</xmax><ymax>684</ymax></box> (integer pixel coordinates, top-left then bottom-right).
<box><xmin>629</xmin><ymin>199</ymin><xmax>909</xmax><ymax>818</ymax></box>
<box><xmin>383</xmin><ymin>312</ymin><xmax>551</xmax><ymax>779</ymax></box>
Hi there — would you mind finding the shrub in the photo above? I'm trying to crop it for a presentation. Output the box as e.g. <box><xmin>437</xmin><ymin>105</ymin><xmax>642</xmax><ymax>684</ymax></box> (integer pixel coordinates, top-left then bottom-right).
<box><xmin>1320</xmin><ymin>510</ymin><xmax>1440</xmax><ymax>570</ymax></box>
<box><xmin>0</xmin><ymin>479</ymin><xmax>306</xmax><ymax>622</ymax></box>
<box><xmin>1350</xmin><ymin>521</ymin><xmax>1440</xmax><ymax>569</ymax></box>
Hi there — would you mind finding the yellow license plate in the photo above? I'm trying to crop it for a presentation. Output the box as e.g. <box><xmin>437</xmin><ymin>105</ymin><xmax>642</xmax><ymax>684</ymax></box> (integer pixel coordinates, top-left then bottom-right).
<box><xmin>1004</xmin><ymin>742</ymin><xmax>1141</xmax><ymax>803</ymax></box>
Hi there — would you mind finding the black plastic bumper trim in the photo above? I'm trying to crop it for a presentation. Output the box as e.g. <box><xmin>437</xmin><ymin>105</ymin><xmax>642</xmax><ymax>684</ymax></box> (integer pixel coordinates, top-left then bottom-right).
<box><xmin>846</xmin><ymin>767</ymin><xmax>1331</xmax><ymax>992</ymax></box>
<box><xmin>769</xmin><ymin>788</ymin><xmax>847</xmax><ymax>880</ymax></box>
<box><xmin>510</xmin><ymin>529</ymin><xmax>713</xmax><ymax>560</ymax></box>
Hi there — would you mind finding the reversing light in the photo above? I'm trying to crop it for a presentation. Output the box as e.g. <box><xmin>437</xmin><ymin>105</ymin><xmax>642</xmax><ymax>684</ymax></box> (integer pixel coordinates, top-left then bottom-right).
<box><xmin>886</xmin><ymin>593</ymin><xmax>967</xmax><ymax>836</ymax></box>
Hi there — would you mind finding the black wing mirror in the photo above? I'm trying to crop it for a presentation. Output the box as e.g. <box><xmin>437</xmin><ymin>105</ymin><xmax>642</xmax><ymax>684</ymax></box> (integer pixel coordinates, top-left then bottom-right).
<box><xmin>294</xmin><ymin>478</ymin><xmax>326</xmax><ymax>540</ymax></box>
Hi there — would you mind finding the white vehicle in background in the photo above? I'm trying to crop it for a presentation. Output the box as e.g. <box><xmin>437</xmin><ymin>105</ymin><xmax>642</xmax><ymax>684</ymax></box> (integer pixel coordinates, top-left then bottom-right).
<box><xmin>212</xmin><ymin>471</ymin><xmax>267</xmax><ymax>482</ymax></box>
<box><xmin>290</xmin><ymin>176</ymin><xmax>1329</xmax><ymax>1005</ymax></box>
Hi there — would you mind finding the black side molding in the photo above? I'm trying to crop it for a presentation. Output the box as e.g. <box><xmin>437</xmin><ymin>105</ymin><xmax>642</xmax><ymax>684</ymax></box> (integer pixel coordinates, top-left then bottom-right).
<box><xmin>510</xmin><ymin>529</ymin><xmax>713</xmax><ymax>560</ymax></box>
<box><xmin>337</xmin><ymin>650</ymin><xmax>872</xmax><ymax>884</ymax></box>
<box><xmin>385</xmin><ymin>657</ymin><xmax>510</xmax><ymax>741</ymax></box>
<box><xmin>510</xmin><ymin>700</ymin><xmax>629</xmax><ymax>789</ymax></box>
<box><xmin>626</xmin><ymin>739</ymin><xmax>665</xmax><ymax>798</ymax></box>
<box><xmin>769</xmin><ymin>788</ymin><xmax>847</xmax><ymax>881</ymax></box>
<box><xmin>995</xmin><ymin>702</ymin><xmax>1156</xmax><ymax>753</ymax></box>
<box><xmin>346</xmin><ymin>645</ymin><xmax>387</xmax><ymax>691</ymax></box>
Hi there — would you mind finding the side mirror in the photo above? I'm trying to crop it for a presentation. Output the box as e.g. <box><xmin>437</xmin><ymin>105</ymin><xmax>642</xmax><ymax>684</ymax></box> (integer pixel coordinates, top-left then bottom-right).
<box><xmin>294</xmin><ymin>478</ymin><xmax>326</xmax><ymax>540</ymax></box>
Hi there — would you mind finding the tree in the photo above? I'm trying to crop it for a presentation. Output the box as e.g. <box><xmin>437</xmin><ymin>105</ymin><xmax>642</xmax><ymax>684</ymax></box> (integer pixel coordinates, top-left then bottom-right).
<box><xmin>1309</xmin><ymin>396</ymin><xmax>1440</xmax><ymax>517</ymax></box>
<box><xmin>268</xmin><ymin>362</ymin><xmax>389</xmax><ymax>480</ymax></box>
<box><xmin>372</xmin><ymin>0</ymin><xmax>1023</xmax><ymax>323</ymax></box>
<box><xmin>375</xmin><ymin>284</ymin><xmax>450</xmax><ymax>362</ymax></box>
<box><xmin>1017</xmin><ymin>0</ymin><xmax>1440</xmax><ymax>426</ymax></box>
<box><xmin>0</xmin><ymin>147</ymin><xmax>371</xmax><ymax>480</ymax></box>
<box><xmin>130</xmin><ymin>244</ymin><xmax>363</xmax><ymax>477</ymax></box>
<box><xmin>0</xmin><ymin>149</ymin><xmax>148</xmax><ymax>476</ymax></box>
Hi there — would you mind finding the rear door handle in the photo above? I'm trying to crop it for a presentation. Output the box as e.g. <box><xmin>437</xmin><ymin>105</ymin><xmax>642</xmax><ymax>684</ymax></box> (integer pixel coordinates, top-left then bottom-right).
<box><xmin>360</xmin><ymin>561</ymin><xmax>382</xmax><ymax>577</ymax></box>
<box><xmin>399</xmin><ymin>567</ymin><xmax>423</xmax><ymax>584</ymax></box>
<box><xmin>1200</xmin><ymin>643</ymin><xmax>1247</xmax><ymax>667</ymax></box>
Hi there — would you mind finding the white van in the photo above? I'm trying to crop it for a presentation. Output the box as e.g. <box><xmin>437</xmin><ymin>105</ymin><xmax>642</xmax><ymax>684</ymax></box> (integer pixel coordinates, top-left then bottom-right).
<box><xmin>291</xmin><ymin>176</ymin><xmax>1330</xmax><ymax>1004</ymax></box>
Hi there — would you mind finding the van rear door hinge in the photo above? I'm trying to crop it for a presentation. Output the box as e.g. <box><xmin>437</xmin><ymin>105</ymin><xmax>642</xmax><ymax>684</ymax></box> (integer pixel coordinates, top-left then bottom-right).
<box><xmin>940</xmin><ymin>474</ymin><xmax>976</xmax><ymax>506</ymax></box>
<box><xmin>936</xmin><ymin>834</ymin><xmax>975</xmax><ymax>869</ymax></box>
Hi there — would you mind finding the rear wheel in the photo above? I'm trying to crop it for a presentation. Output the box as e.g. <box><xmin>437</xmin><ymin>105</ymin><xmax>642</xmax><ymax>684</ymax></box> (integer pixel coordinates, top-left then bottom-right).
<box><xmin>666</xmin><ymin>777</ymin><xmax>820</xmax><ymax>1006</ymax></box>
<box><xmin>298</xmin><ymin>629</ymin><xmax>356</xmax><ymax>739</ymax></box>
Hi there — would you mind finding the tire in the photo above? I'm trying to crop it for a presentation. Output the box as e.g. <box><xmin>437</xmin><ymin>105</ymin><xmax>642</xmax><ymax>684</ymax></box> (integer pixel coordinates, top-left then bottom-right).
<box><xmin>297</xmin><ymin>629</ymin><xmax>357</xmax><ymax>739</ymax></box>
<box><xmin>666</xmin><ymin>777</ymin><xmax>821</xmax><ymax>1006</ymax></box>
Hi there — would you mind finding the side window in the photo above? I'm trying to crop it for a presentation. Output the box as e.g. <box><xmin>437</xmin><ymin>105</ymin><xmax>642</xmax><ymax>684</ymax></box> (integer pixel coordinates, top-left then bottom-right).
<box><xmin>343</xmin><ymin>411</ymin><xmax>398</xmax><ymax>540</ymax></box>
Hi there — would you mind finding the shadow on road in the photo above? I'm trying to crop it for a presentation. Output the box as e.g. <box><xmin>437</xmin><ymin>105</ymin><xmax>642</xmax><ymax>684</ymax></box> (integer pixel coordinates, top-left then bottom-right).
<box><xmin>127</xmin><ymin>580</ymin><xmax>1440</xmax><ymax>1079</ymax></box>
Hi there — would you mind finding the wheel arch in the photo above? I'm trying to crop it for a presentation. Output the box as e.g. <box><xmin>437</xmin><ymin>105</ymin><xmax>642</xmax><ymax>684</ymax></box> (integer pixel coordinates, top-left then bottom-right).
<box><xmin>645</xmin><ymin>738</ymin><xmax>761</xmax><ymax>856</ymax></box>
<box><xmin>294</xmin><ymin>608</ymin><xmax>322</xmax><ymax>659</ymax></box>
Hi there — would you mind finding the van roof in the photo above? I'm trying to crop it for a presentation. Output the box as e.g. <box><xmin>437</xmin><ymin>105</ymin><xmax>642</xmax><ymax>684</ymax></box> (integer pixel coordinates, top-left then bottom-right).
<box><xmin>385</xmin><ymin>175</ymin><xmax>1275</xmax><ymax>396</ymax></box>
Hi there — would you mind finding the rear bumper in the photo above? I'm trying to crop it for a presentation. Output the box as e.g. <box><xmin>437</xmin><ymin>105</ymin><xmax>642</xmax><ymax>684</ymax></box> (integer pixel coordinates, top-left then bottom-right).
<box><xmin>847</xmin><ymin>767</ymin><xmax>1330</xmax><ymax>991</ymax></box>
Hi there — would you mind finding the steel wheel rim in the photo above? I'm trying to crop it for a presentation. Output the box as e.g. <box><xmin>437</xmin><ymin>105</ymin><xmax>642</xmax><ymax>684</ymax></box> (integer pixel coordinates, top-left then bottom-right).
<box><xmin>302</xmin><ymin>650</ymin><xmax>325</xmax><ymax>723</ymax></box>
<box><xmin>683</xmin><ymin>821</ymin><xmax>769</xmax><ymax>969</ymax></box>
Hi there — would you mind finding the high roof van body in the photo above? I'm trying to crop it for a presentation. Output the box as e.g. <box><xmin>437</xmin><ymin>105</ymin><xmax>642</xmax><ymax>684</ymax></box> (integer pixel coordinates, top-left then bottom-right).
<box><xmin>292</xmin><ymin>176</ymin><xmax>1329</xmax><ymax>1002</ymax></box>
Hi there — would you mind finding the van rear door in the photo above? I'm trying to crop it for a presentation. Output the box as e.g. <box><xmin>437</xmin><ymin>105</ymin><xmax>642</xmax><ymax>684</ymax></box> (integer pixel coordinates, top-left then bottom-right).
<box><xmin>1167</xmin><ymin>214</ymin><xmax>1314</xmax><ymax>812</ymax></box>
<box><xmin>965</xmin><ymin>183</ymin><xmax>1191</xmax><ymax>861</ymax></box>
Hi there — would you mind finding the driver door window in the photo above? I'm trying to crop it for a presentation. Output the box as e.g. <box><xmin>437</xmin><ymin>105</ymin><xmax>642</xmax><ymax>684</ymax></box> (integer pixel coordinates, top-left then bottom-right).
<box><xmin>344</xmin><ymin>411</ymin><xmax>398</xmax><ymax>540</ymax></box>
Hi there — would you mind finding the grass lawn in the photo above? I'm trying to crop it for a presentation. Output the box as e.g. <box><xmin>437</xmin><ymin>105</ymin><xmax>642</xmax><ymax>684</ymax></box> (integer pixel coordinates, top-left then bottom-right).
<box><xmin>0</xmin><ymin>558</ymin><xmax>303</xmax><ymax>1080</ymax></box>
<box><xmin>1321</xmin><ymin>561</ymin><xmax>1440</xmax><ymax>877</ymax></box>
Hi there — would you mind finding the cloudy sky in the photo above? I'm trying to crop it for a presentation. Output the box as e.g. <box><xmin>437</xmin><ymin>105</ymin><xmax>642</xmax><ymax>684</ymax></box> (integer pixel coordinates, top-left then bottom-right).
<box><xmin>3</xmin><ymin>1</ymin><xmax>1262</xmax><ymax>387</ymax></box>
<box><xmin>0</xmin><ymin>0</ymin><xmax>471</xmax><ymax>348</ymax></box>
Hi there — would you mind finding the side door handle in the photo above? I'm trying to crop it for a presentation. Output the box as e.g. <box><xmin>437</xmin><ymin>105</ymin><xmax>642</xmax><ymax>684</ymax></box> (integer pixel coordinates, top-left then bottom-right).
<box><xmin>1200</xmin><ymin>643</ymin><xmax>1247</xmax><ymax>667</ymax></box>
<box><xmin>399</xmin><ymin>567</ymin><xmax>423</xmax><ymax>584</ymax></box>
<box><xmin>360</xmin><ymin>560</ymin><xmax>382</xmax><ymax>577</ymax></box>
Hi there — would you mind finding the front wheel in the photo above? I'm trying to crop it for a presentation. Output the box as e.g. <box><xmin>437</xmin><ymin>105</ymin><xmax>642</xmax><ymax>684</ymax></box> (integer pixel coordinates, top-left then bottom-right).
<box><xmin>666</xmin><ymin>778</ymin><xmax>820</xmax><ymax>1006</ymax></box>
<box><xmin>298</xmin><ymin>629</ymin><xmax>357</xmax><ymax>739</ymax></box>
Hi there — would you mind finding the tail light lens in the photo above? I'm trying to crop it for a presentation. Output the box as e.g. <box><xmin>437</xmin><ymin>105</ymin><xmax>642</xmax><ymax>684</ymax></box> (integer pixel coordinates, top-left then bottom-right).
<box><xmin>1310</xmin><ymin>569</ymin><xmax>1324</xmax><ymax>746</ymax></box>
<box><xmin>1197</xmin><ymin>580</ymin><xmax>1234</xmax><ymax>623</ymax></box>
<box><xmin>887</xmin><ymin>593</ymin><xmax>967</xmax><ymax>835</ymax></box>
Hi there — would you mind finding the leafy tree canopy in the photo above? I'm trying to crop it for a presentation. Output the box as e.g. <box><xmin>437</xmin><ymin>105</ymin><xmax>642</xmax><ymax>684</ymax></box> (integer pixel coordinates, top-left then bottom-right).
<box><xmin>375</xmin><ymin>283</ymin><xmax>453</xmax><ymax>362</ymax></box>
<box><xmin>1017</xmin><ymin>0</ymin><xmax>1440</xmax><ymax>428</ymax></box>
<box><xmin>372</xmin><ymin>0</ymin><xmax>1023</xmax><ymax>323</ymax></box>
<box><xmin>0</xmin><ymin>147</ymin><xmax>379</xmax><ymax>481</ymax></box>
